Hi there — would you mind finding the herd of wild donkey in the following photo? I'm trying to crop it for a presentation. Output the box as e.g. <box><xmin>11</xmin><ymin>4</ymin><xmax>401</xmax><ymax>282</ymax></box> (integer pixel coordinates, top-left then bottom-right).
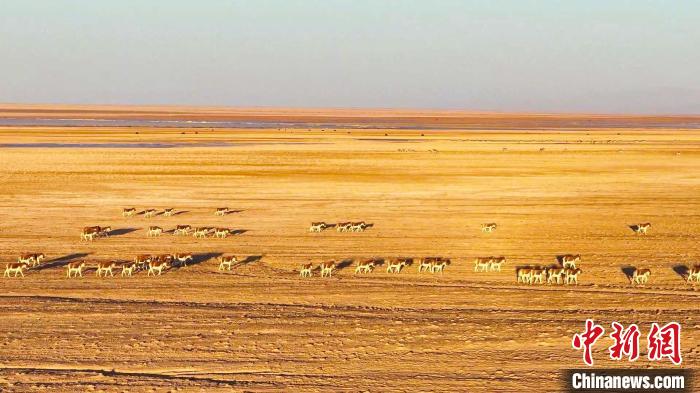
<box><xmin>3</xmin><ymin>210</ymin><xmax>700</xmax><ymax>287</ymax></box>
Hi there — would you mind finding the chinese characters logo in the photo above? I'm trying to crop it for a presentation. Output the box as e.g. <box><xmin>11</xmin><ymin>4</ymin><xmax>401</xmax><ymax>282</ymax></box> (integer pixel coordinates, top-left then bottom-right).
<box><xmin>572</xmin><ymin>319</ymin><xmax>681</xmax><ymax>366</ymax></box>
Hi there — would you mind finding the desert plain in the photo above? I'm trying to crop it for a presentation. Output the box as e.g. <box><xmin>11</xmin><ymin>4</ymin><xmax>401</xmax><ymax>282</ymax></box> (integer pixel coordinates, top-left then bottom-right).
<box><xmin>1</xmin><ymin>107</ymin><xmax>699</xmax><ymax>392</ymax></box>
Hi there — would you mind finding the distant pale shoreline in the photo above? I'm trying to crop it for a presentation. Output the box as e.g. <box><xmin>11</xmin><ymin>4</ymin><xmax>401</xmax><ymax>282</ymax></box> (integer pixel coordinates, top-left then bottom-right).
<box><xmin>1</xmin><ymin>103</ymin><xmax>699</xmax><ymax>130</ymax></box>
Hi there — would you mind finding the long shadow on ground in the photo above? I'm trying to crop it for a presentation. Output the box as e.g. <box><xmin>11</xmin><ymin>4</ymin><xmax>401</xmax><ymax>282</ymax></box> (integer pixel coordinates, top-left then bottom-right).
<box><xmin>621</xmin><ymin>265</ymin><xmax>637</xmax><ymax>283</ymax></box>
<box><xmin>672</xmin><ymin>264</ymin><xmax>689</xmax><ymax>281</ymax></box>
<box><xmin>189</xmin><ymin>252</ymin><xmax>224</xmax><ymax>267</ymax></box>
<box><xmin>109</xmin><ymin>228</ymin><xmax>139</xmax><ymax>237</ymax></box>
<box><xmin>335</xmin><ymin>258</ymin><xmax>354</xmax><ymax>272</ymax></box>
<box><xmin>35</xmin><ymin>253</ymin><xmax>90</xmax><ymax>271</ymax></box>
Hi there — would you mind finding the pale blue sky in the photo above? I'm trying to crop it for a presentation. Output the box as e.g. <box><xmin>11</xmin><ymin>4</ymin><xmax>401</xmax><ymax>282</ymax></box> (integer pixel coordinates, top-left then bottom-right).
<box><xmin>1</xmin><ymin>1</ymin><xmax>698</xmax><ymax>114</ymax></box>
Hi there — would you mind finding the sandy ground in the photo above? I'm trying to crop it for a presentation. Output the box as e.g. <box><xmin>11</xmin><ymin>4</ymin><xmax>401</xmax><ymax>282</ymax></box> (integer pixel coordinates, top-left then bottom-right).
<box><xmin>1</xmin><ymin>125</ymin><xmax>699</xmax><ymax>392</ymax></box>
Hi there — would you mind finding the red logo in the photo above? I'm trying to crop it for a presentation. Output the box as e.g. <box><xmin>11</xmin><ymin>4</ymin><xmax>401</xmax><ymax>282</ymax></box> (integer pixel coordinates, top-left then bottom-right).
<box><xmin>572</xmin><ymin>319</ymin><xmax>605</xmax><ymax>366</ymax></box>
<box><xmin>609</xmin><ymin>322</ymin><xmax>640</xmax><ymax>361</ymax></box>
<box><xmin>648</xmin><ymin>322</ymin><xmax>682</xmax><ymax>365</ymax></box>
<box><xmin>572</xmin><ymin>320</ymin><xmax>682</xmax><ymax>366</ymax></box>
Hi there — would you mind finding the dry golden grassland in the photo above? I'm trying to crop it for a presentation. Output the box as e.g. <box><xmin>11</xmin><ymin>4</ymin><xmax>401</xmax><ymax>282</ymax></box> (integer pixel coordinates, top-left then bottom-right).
<box><xmin>1</xmin><ymin>125</ymin><xmax>699</xmax><ymax>392</ymax></box>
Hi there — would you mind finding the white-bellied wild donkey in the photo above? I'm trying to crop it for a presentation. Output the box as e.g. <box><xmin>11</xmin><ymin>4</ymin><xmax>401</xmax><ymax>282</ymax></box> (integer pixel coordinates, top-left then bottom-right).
<box><xmin>309</xmin><ymin>222</ymin><xmax>327</xmax><ymax>232</ymax></box>
<box><xmin>66</xmin><ymin>261</ymin><xmax>86</xmax><ymax>278</ymax></box>
<box><xmin>173</xmin><ymin>253</ymin><xmax>193</xmax><ymax>267</ymax></box>
<box><xmin>631</xmin><ymin>223</ymin><xmax>651</xmax><ymax>235</ymax></box>
<box><xmin>320</xmin><ymin>261</ymin><xmax>336</xmax><ymax>277</ymax></box>
<box><xmin>174</xmin><ymin>225</ymin><xmax>191</xmax><ymax>235</ymax></box>
<box><xmin>547</xmin><ymin>267</ymin><xmax>566</xmax><ymax>284</ymax></box>
<box><xmin>147</xmin><ymin>258</ymin><xmax>170</xmax><ymax>276</ymax></box>
<box><xmin>81</xmin><ymin>226</ymin><xmax>101</xmax><ymax>241</ymax></box>
<box><xmin>489</xmin><ymin>256</ymin><xmax>506</xmax><ymax>271</ymax></box>
<box><xmin>431</xmin><ymin>258</ymin><xmax>450</xmax><ymax>274</ymax></box>
<box><xmin>386</xmin><ymin>258</ymin><xmax>409</xmax><ymax>273</ymax></box>
<box><xmin>95</xmin><ymin>261</ymin><xmax>117</xmax><ymax>277</ymax></box>
<box><xmin>300</xmin><ymin>262</ymin><xmax>313</xmax><ymax>277</ymax></box>
<box><xmin>417</xmin><ymin>257</ymin><xmax>436</xmax><ymax>273</ymax></box>
<box><xmin>4</xmin><ymin>262</ymin><xmax>29</xmax><ymax>277</ymax></box>
<box><xmin>474</xmin><ymin>257</ymin><xmax>492</xmax><ymax>272</ymax></box>
<box><xmin>214</xmin><ymin>228</ymin><xmax>230</xmax><ymax>238</ymax></box>
<box><xmin>218</xmin><ymin>255</ymin><xmax>237</xmax><ymax>271</ymax></box>
<box><xmin>687</xmin><ymin>265</ymin><xmax>700</xmax><ymax>283</ymax></box>
<box><xmin>18</xmin><ymin>253</ymin><xmax>45</xmax><ymax>267</ymax></box>
<box><xmin>121</xmin><ymin>262</ymin><xmax>138</xmax><ymax>277</ymax></box>
<box><xmin>631</xmin><ymin>268</ymin><xmax>650</xmax><ymax>285</ymax></box>
<box><xmin>481</xmin><ymin>223</ymin><xmax>497</xmax><ymax>233</ymax></box>
<box><xmin>354</xmin><ymin>258</ymin><xmax>375</xmax><ymax>274</ymax></box>
<box><xmin>560</xmin><ymin>254</ymin><xmax>581</xmax><ymax>269</ymax></box>
<box><xmin>147</xmin><ymin>226</ymin><xmax>163</xmax><ymax>237</ymax></box>
<box><xmin>565</xmin><ymin>268</ymin><xmax>582</xmax><ymax>285</ymax></box>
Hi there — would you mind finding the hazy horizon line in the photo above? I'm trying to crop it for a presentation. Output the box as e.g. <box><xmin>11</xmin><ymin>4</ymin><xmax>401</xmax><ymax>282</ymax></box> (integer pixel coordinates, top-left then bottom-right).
<box><xmin>2</xmin><ymin>101</ymin><xmax>699</xmax><ymax>118</ymax></box>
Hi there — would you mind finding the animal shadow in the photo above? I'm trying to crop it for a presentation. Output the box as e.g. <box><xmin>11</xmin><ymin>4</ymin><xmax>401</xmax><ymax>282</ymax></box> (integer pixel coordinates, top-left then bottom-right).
<box><xmin>188</xmin><ymin>252</ymin><xmax>224</xmax><ymax>267</ymax></box>
<box><xmin>628</xmin><ymin>225</ymin><xmax>640</xmax><ymax>233</ymax></box>
<box><xmin>672</xmin><ymin>265</ymin><xmax>689</xmax><ymax>280</ymax></box>
<box><xmin>335</xmin><ymin>258</ymin><xmax>354</xmax><ymax>271</ymax></box>
<box><xmin>173</xmin><ymin>210</ymin><xmax>189</xmax><ymax>216</ymax></box>
<box><xmin>621</xmin><ymin>266</ymin><xmax>637</xmax><ymax>282</ymax></box>
<box><xmin>230</xmin><ymin>229</ymin><xmax>247</xmax><ymax>236</ymax></box>
<box><xmin>223</xmin><ymin>210</ymin><xmax>243</xmax><ymax>215</ymax></box>
<box><xmin>555</xmin><ymin>255</ymin><xmax>568</xmax><ymax>265</ymax></box>
<box><xmin>235</xmin><ymin>255</ymin><xmax>263</xmax><ymax>267</ymax></box>
<box><xmin>110</xmin><ymin>228</ymin><xmax>139</xmax><ymax>236</ymax></box>
<box><xmin>35</xmin><ymin>253</ymin><xmax>90</xmax><ymax>270</ymax></box>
